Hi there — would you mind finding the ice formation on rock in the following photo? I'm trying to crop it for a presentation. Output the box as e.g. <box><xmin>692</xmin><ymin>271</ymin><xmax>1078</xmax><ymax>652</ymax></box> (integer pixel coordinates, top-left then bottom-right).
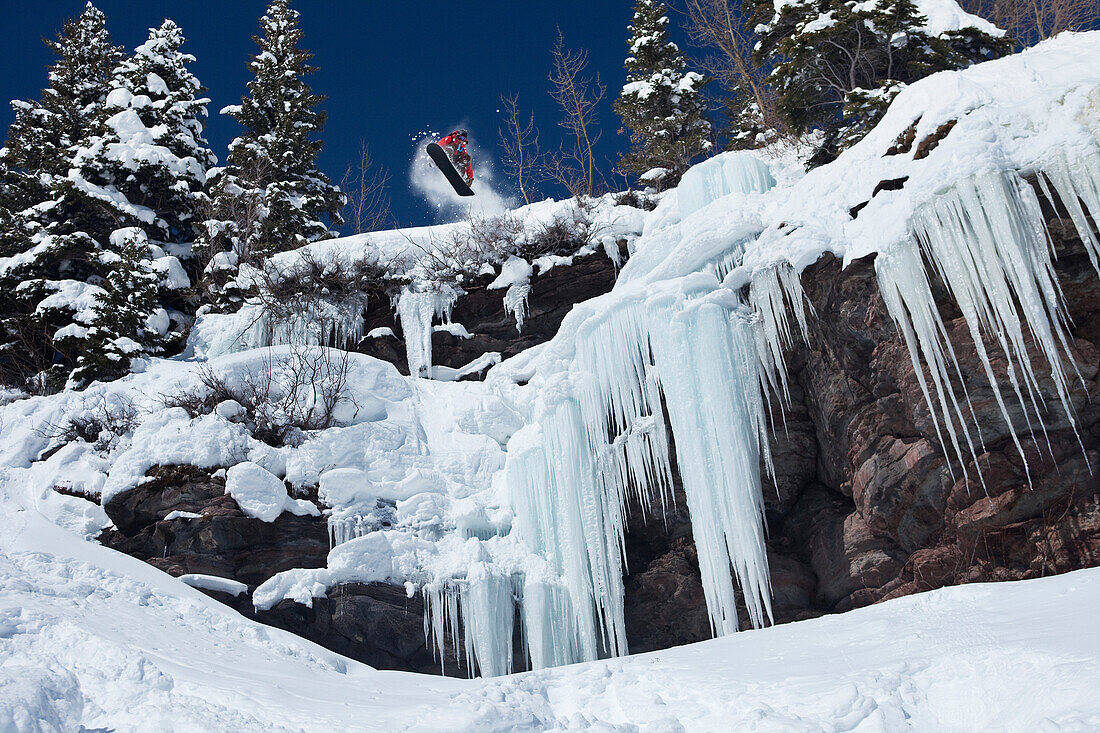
<box><xmin>876</xmin><ymin>160</ymin><xmax>1100</xmax><ymax>483</ymax></box>
<box><xmin>397</xmin><ymin>285</ymin><xmax>458</xmax><ymax>378</ymax></box>
<box><xmin>423</xmin><ymin>271</ymin><xmax>784</xmax><ymax>675</ymax></box>
<box><xmin>677</xmin><ymin>152</ymin><xmax>776</xmax><ymax>218</ymax></box>
<box><xmin>420</xmin><ymin>99</ymin><xmax>1100</xmax><ymax>679</ymax></box>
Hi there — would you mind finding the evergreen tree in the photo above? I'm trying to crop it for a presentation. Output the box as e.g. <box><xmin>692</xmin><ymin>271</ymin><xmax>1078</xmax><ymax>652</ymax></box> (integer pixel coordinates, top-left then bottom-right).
<box><xmin>200</xmin><ymin>0</ymin><xmax>344</xmax><ymax>311</ymax></box>
<box><xmin>0</xmin><ymin>159</ymin><xmax>20</xmax><ymax>258</ymax></box>
<box><xmin>106</xmin><ymin>19</ymin><xmax>216</xmax><ymax>248</ymax></box>
<box><xmin>1</xmin><ymin>15</ymin><xmax>214</xmax><ymax>389</ymax></box>
<box><xmin>68</xmin><ymin>228</ymin><xmax>166</xmax><ymax>386</ymax></box>
<box><xmin>613</xmin><ymin>0</ymin><xmax>712</xmax><ymax>188</ymax></box>
<box><xmin>0</xmin><ymin>3</ymin><xmax>122</xmax><ymax>391</ymax></box>
<box><xmin>747</xmin><ymin>0</ymin><xmax>1010</xmax><ymax>158</ymax></box>
<box><xmin>0</xmin><ymin>2</ymin><xmax>123</xmax><ymax>209</ymax></box>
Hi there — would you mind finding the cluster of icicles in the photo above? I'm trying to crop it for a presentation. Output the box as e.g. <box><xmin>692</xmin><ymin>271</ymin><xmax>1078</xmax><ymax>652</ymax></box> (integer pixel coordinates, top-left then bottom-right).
<box><xmin>418</xmin><ymin>148</ymin><xmax>1100</xmax><ymax>678</ymax></box>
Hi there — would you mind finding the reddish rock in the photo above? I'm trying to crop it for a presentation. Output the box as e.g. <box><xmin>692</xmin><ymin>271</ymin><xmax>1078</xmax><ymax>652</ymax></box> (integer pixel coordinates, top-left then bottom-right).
<box><xmin>624</xmin><ymin>539</ymin><xmax>712</xmax><ymax>653</ymax></box>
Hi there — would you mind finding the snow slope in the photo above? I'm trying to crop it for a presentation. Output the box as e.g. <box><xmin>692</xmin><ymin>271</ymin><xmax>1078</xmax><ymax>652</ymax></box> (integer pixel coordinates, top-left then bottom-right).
<box><xmin>2</xmin><ymin>506</ymin><xmax>1098</xmax><ymax>731</ymax></box>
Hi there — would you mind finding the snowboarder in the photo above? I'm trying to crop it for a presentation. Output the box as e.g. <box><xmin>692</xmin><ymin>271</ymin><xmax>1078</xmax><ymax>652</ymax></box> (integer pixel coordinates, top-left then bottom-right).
<box><xmin>437</xmin><ymin>129</ymin><xmax>473</xmax><ymax>187</ymax></box>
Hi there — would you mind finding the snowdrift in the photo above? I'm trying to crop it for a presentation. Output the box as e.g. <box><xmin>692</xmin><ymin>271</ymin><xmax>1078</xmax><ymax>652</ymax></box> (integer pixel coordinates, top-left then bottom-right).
<box><xmin>2</xmin><ymin>509</ymin><xmax>1098</xmax><ymax>730</ymax></box>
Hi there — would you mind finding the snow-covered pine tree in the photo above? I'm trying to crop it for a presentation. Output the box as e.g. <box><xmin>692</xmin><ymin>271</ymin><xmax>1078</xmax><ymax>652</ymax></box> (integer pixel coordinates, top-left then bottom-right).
<box><xmin>1</xmin><ymin>17</ymin><xmax>214</xmax><ymax>389</ymax></box>
<box><xmin>200</xmin><ymin>0</ymin><xmax>344</xmax><ymax>311</ymax></box>
<box><xmin>106</xmin><ymin>19</ymin><xmax>216</xmax><ymax>252</ymax></box>
<box><xmin>0</xmin><ymin>159</ymin><xmax>19</xmax><ymax>258</ymax></box>
<box><xmin>747</xmin><ymin>0</ymin><xmax>1009</xmax><ymax>160</ymax></box>
<box><xmin>0</xmin><ymin>3</ymin><xmax>123</xmax><ymax>390</ymax></box>
<box><xmin>68</xmin><ymin>228</ymin><xmax>167</xmax><ymax>386</ymax></box>
<box><xmin>0</xmin><ymin>3</ymin><xmax>123</xmax><ymax>211</ymax></box>
<box><xmin>613</xmin><ymin>0</ymin><xmax>711</xmax><ymax>189</ymax></box>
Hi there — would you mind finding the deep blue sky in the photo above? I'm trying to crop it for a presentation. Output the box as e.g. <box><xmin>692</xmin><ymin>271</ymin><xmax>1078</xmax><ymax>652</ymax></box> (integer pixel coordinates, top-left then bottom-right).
<box><xmin>0</xmin><ymin>1</ymin><xmax>702</xmax><ymax>228</ymax></box>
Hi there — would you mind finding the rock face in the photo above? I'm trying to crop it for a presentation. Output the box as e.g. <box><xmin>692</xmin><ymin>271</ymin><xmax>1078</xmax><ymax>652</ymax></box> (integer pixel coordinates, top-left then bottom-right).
<box><xmin>99</xmin><ymin>465</ymin><xmax>456</xmax><ymax>674</ymax></box>
<box><xmin>357</xmin><ymin>247</ymin><xmax>624</xmax><ymax>375</ymax></box>
<box><xmin>249</xmin><ymin>583</ymin><xmax>469</xmax><ymax>676</ymax></box>
<box><xmin>100</xmin><ymin>465</ymin><xmax>330</xmax><ymax>586</ymax></box>
<box><xmin>621</xmin><ymin>196</ymin><xmax>1100</xmax><ymax>651</ymax></box>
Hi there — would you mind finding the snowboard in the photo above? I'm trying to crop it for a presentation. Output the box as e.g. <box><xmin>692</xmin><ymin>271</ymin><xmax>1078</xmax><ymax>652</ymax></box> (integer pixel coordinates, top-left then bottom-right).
<box><xmin>426</xmin><ymin>142</ymin><xmax>474</xmax><ymax>197</ymax></box>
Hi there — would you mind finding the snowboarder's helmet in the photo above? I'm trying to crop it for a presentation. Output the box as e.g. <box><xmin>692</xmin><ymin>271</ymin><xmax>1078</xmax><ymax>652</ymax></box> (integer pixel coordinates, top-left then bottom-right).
<box><xmin>456</xmin><ymin>129</ymin><xmax>468</xmax><ymax>138</ymax></box>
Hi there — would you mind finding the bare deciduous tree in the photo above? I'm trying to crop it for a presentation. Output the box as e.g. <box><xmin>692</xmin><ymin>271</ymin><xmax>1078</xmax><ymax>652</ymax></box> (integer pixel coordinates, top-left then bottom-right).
<box><xmin>960</xmin><ymin>0</ymin><xmax>1100</xmax><ymax>46</ymax></box>
<box><xmin>680</xmin><ymin>0</ymin><xmax>783</xmax><ymax>139</ymax></box>
<box><xmin>499</xmin><ymin>93</ymin><xmax>543</xmax><ymax>205</ymax></box>
<box><xmin>548</xmin><ymin>29</ymin><xmax>606</xmax><ymax>198</ymax></box>
<box><xmin>340</xmin><ymin>140</ymin><xmax>393</xmax><ymax>234</ymax></box>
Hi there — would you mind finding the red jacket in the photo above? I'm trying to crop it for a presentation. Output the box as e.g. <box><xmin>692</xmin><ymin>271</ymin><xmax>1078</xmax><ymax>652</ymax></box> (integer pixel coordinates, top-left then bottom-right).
<box><xmin>438</xmin><ymin>132</ymin><xmax>473</xmax><ymax>182</ymax></box>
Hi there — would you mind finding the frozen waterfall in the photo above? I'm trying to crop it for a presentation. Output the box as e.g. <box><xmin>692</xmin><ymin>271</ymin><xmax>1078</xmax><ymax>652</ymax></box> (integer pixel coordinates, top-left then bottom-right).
<box><xmin>423</xmin><ymin>146</ymin><xmax>1100</xmax><ymax>679</ymax></box>
<box><xmin>398</xmin><ymin>285</ymin><xmax>458</xmax><ymax>378</ymax></box>
<box><xmin>424</xmin><ymin>273</ymin><xmax>788</xmax><ymax>676</ymax></box>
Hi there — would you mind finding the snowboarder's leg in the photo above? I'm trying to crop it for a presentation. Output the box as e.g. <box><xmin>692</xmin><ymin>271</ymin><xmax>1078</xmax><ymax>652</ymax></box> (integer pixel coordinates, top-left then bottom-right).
<box><xmin>455</xmin><ymin>152</ymin><xmax>473</xmax><ymax>186</ymax></box>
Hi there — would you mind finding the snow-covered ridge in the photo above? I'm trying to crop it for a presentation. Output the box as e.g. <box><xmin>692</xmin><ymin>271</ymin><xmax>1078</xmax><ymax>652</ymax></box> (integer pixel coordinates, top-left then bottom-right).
<box><xmin>187</xmin><ymin>195</ymin><xmax>649</xmax><ymax>367</ymax></box>
<box><xmin>1</xmin><ymin>32</ymin><xmax>1098</xmax><ymax>685</ymax></box>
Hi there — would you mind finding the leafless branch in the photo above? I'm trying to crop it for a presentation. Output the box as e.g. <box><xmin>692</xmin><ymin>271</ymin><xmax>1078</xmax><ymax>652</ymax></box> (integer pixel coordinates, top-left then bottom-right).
<box><xmin>340</xmin><ymin>141</ymin><xmax>393</xmax><ymax>234</ymax></box>
<box><xmin>549</xmin><ymin>29</ymin><xmax>606</xmax><ymax>198</ymax></box>
<box><xmin>959</xmin><ymin>0</ymin><xmax>1099</xmax><ymax>46</ymax></box>
<box><xmin>679</xmin><ymin>0</ymin><xmax>785</xmax><ymax>138</ymax></box>
<box><xmin>499</xmin><ymin>93</ymin><xmax>543</xmax><ymax>205</ymax></box>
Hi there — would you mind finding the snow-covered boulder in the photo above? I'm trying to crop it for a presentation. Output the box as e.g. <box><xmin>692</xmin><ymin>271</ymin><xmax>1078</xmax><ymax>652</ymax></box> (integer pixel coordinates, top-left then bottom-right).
<box><xmin>224</xmin><ymin>462</ymin><xmax>318</xmax><ymax>523</ymax></box>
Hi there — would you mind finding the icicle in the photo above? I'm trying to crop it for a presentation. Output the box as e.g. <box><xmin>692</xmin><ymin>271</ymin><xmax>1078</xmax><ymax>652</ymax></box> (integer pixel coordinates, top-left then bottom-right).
<box><xmin>397</xmin><ymin>285</ymin><xmax>458</xmax><ymax>378</ymax></box>
<box><xmin>327</xmin><ymin>514</ymin><xmax>375</xmax><ymax>549</ymax></box>
<box><xmin>519</xmin><ymin>574</ymin><xmax>588</xmax><ymax>670</ymax></box>
<box><xmin>646</xmin><ymin>291</ymin><xmax>774</xmax><ymax>633</ymax></box>
<box><xmin>1039</xmin><ymin>150</ymin><xmax>1100</xmax><ymax>275</ymax></box>
<box><xmin>750</xmin><ymin>264</ymin><xmax>812</xmax><ymax>406</ymax></box>
<box><xmin>506</xmin><ymin>407</ymin><xmax>625</xmax><ymax>666</ymax></box>
<box><xmin>876</xmin><ymin>160</ymin><xmax>1100</xmax><ymax>484</ymax></box>
<box><xmin>459</xmin><ymin>564</ymin><xmax>517</xmax><ymax>678</ymax></box>
<box><xmin>503</xmin><ymin>282</ymin><xmax>531</xmax><ymax>332</ymax></box>
<box><xmin>422</xmin><ymin>568</ymin><xmax>518</xmax><ymax>678</ymax></box>
<box><xmin>504</xmin><ymin>280</ymin><xmax>776</xmax><ymax>670</ymax></box>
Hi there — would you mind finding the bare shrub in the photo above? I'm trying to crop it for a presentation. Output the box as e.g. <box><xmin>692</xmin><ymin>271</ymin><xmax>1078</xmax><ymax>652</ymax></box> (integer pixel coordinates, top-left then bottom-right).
<box><xmin>418</xmin><ymin>212</ymin><xmax>525</xmax><ymax>283</ymax></box>
<box><xmin>341</xmin><ymin>141</ymin><xmax>393</xmax><ymax>234</ymax></box>
<box><xmin>415</xmin><ymin>206</ymin><xmax>600</xmax><ymax>282</ymax></box>
<box><xmin>517</xmin><ymin>208</ymin><xmax>597</xmax><ymax>260</ymax></box>
<box><xmin>258</xmin><ymin>249</ymin><xmax>399</xmax><ymax>321</ymax></box>
<box><xmin>41</xmin><ymin>393</ymin><xmax>139</xmax><ymax>452</ymax></box>
<box><xmin>242</xmin><ymin>249</ymin><xmax>405</xmax><ymax>350</ymax></box>
<box><xmin>960</xmin><ymin>0</ymin><xmax>1100</xmax><ymax>46</ymax></box>
<box><xmin>162</xmin><ymin>346</ymin><xmax>357</xmax><ymax>447</ymax></box>
<box><xmin>612</xmin><ymin>189</ymin><xmax>657</xmax><ymax>211</ymax></box>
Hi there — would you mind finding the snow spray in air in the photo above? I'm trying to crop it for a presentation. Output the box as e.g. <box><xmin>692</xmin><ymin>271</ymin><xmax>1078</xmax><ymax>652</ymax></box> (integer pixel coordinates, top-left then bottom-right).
<box><xmin>409</xmin><ymin>128</ymin><xmax>513</xmax><ymax>222</ymax></box>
